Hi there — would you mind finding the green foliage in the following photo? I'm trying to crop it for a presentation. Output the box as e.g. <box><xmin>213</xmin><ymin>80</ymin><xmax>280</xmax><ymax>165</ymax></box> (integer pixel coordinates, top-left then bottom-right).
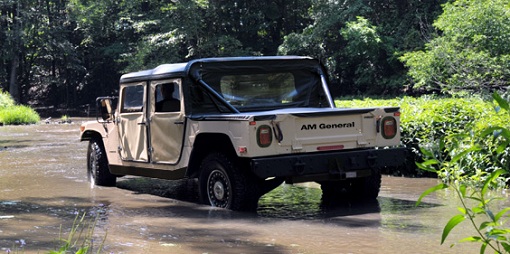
<box><xmin>415</xmin><ymin>93</ymin><xmax>510</xmax><ymax>253</ymax></box>
<box><xmin>400</xmin><ymin>0</ymin><xmax>510</xmax><ymax>93</ymax></box>
<box><xmin>0</xmin><ymin>89</ymin><xmax>40</xmax><ymax>125</ymax></box>
<box><xmin>0</xmin><ymin>105</ymin><xmax>40</xmax><ymax>125</ymax></box>
<box><xmin>0</xmin><ymin>89</ymin><xmax>15</xmax><ymax>108</ymax></box>
<box><xmin>280</xmin><ymin>0</ymin><xmax>446</xmax><ymax>96</ymax></box>
<box><xmin>338</xmin><ymin>96</ymin><xmax>510</xmax><ymax>177</ymax></box>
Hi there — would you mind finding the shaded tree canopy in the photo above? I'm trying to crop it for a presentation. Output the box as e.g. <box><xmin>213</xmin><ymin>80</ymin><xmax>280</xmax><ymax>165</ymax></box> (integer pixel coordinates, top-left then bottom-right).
<box><xmin>2</xmin><ymin>0</ymin><xmax>507</xmax><ymax>114</ymax></box>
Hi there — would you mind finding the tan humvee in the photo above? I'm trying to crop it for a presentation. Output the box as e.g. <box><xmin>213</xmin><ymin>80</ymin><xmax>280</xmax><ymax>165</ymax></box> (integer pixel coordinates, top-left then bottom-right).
<box><xmin>80</xmin><ymin>56</ymin><xmax>406</xmax><ymax>210</ymax></box>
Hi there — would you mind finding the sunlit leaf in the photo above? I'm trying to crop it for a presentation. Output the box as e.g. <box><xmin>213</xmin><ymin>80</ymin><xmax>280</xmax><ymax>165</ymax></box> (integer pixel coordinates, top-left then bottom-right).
<box><xmin>460</xmin><ymin>236</ymin><xmax>482</xmax><ymax>242</ymax></box>
<box><xmin>421</xmin><ymin>159</ymin><xmax>439</xmax><ymax>166</ymax></box>
<box><xmin>472</xmin><ymin>207</ymin><xmax>485</xmax><ymax>214</ymax></box>
<box><xmin>495</xmin><ymin>207</ymin><xmax>510</xmax><ymax>221</ymax></box>
<box><xmin>415</xmin><ymin>161</ymin><xmax>438</xmax><ymax>173</ymax></box>
<box><xmin>459</xmin><ymin>184</ymin><xmax>466</xmax><ymax>198</ymax></box>
<box><xmin>482</xmin><ymin>169</ymin><xmax>506</xmax><ymax>196</ymax></box>
<box><xmin>441</xmin><ymin>214</ymin><xmax>465</xmax><ymax>245</ymax></box>
<box><xmin>451</xmin><ymin>146</ymin><xmax>481</xmax><ymax>164</ymax></box>
<box><xmin>76</xmin><ymin>247</ymin><xmax>89</xmax><ymax>254</ymax></box>
<box><xmin>415</xmin><ymin>158</ymin><xmax>440</xmax><ymax>172</ymax></box>
<box><xmin>416</xmin><ymin>183</ymin><xmax>448</xmax><ymax>206</ymax></box>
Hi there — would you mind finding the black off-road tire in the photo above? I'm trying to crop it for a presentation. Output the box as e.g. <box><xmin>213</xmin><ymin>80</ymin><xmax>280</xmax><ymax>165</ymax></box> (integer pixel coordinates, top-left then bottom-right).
<box><xmin>352</xmin><ymin>169</ymin><xmax>381</xmax><ymax>200</ymax></box>
<box><xmin>199</xmin><ymin>153</ymin><xmax>260</xmax><ymax>211</ymax></box>
<box><xmin>320</xmin><ymin>169</ymin><xmax>381</xmax><ymax>202</ymax></box>
<box><xmin>87</xmin><ymin>139</ymin><xmax>116</xmax><ymax>187</ymax></box>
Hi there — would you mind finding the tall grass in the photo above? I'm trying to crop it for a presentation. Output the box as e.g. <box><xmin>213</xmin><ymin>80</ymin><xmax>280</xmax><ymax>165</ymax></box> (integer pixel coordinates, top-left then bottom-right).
<box><xmin>49</xmin><ymin>213</ymin><xmax>106</xmax><ymax>254</ymax></box>
<box><xmin>0</xmin><ymin>90</ymin><xmax>40</xmax><ymax>125</ymax></box>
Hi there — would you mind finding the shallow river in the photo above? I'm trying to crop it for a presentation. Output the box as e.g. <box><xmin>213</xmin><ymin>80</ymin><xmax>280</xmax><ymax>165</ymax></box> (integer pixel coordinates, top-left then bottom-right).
<box><xmin>0</xmin><ymin>120</ymin><xmax>507</xmax><ymax>253</ymax></box>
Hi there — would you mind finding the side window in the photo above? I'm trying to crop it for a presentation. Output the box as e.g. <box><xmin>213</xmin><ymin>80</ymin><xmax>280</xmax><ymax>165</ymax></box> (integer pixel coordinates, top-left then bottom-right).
<box><xmin>155</xmin><ymin>82</ymin><xmax>181</xmax><ymax>112</ymax></box>
<box><xmin>121</xmin><ymin>85</ymin><xmax>144</xmax><ymax>113</ymax></box>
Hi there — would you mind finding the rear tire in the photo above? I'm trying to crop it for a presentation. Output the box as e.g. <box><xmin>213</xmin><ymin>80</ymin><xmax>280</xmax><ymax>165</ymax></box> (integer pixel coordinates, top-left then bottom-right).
<box><xmin>352</xmin><ymin>169</ymin><xmax>381</xmax><ymax>200</ymax></box>
<box><xmin>199</xmin><ymin>153</ymin><xmax>259</xmax><ymax>211</ymax></box>
<box><xmin>87</xmin><ymin>139</ymin><xmax>116</xmax><ymax>187</ymax></box>
<box><xmin>320</xmin><ymin>169</ymin><xmax>381</xmax><ymax>202</ymax></box>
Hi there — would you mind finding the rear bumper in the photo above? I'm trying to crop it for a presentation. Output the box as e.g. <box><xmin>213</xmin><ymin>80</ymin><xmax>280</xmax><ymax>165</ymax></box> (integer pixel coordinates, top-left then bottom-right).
<box><xmin>250</xmin><ymin>147</ymin><xmax>407</xmax><ymax>180</ymax></box>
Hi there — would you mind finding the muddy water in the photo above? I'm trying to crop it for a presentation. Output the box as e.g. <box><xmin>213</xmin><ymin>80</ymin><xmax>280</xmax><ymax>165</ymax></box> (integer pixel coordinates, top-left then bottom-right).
<box><xmin>0</xmin><ymin>120</ymin><xmax>507</xmax><ymax>253</ymax></box>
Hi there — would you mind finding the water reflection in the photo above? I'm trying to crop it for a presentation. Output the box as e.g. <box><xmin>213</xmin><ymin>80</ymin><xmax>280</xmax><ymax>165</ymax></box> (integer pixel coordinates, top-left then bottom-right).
<box><xmin>116</xmin><ymin>177</ymin><xmax>440</xmax><ymax>226</ymax></box>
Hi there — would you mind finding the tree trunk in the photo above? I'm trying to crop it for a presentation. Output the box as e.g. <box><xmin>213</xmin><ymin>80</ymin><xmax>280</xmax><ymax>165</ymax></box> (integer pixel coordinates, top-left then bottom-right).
<box><xmin>9</xmin><ymin>56</ymin><xmax>19</xmax><ymax>103</ymax></box>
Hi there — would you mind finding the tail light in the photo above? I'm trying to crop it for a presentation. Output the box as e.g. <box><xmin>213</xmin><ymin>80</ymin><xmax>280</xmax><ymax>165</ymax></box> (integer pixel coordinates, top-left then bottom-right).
<box><xmin>257</xmin><ymin>125</ymin><xmax>273</xmax><ymax>147</ymax></box>
<box><xmin>381</xmin><ymin>117</ymin><xmax>397</xmax><ymax>139</ymax></box>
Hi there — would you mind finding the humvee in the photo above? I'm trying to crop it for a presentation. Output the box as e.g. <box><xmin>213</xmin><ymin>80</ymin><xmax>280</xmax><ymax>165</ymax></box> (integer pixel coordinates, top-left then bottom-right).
<box><xmin>80</xmin><ymin>56</ymin><xmax>406</xmax><ymax>210</ymax></box>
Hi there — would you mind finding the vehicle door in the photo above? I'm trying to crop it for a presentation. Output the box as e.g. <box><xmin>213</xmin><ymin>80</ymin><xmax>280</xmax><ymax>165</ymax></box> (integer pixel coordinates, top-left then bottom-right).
<box><xmin>149</xmin><ymin>79</ymin><xmax>185</xmax><ymax>164</ymax></box>
<box><xmin>117</xmin><ymin>82</ymin><xmax>149</xmax><ymax>162</ymax></box>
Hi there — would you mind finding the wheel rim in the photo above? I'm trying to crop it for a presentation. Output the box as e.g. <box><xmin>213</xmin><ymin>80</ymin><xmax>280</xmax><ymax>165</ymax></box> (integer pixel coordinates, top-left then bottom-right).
<box><xmin>207</xmin><ymin>169</ymin><xmax>231</xmax><ymax>208</ymax></box>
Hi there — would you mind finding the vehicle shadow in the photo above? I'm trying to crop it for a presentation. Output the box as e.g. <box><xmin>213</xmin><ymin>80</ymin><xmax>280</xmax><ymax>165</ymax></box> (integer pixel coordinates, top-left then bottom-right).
<box><xmin>115</xmin><ymin>177</ymin><xmax>440</xmax><ymax>222</ymax></box>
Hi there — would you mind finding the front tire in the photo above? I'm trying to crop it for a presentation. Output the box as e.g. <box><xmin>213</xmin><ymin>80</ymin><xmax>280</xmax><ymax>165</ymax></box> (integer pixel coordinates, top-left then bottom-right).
<box><xmin>87</xmin><ymin>139</ymin><xmax>116</xmax><ymax>187</ymax></box>
<box><xmin>199</xmin><ymin>153</ymin><xmax>259</xmax><ymax>211</ymax></box>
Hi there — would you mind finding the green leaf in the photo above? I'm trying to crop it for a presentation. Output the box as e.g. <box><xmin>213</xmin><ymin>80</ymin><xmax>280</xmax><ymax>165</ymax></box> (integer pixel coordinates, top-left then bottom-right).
<box><xmin>486</xmin><ymin>209</ymin><xmax>495</xmax><ymax>222</ymax></box>
<box><xmin>472</xmin><ymin>207</ymin><xmax>485</xmax><ymax>214</ymax></box>
<box><xmin>416</xmin><ymin>183</ymin><xmax>448</xmax><ymax>206</ymax></box>
<box><xmin>415</xmin><ymin>158</ymin><xmax>440</xmax><ymax>173</ymax></box>
<box><xmin>441</xmin><ymin>214</ymin><xmax>465</xmax><ymax>245</ymax></box>
<box><xmin>76</xmin><ymin>247</ymin><xmax>89</xmax><ymax>254</ymax></box>
<box><xmin>467</xmin><ymin>196</ymin><xmax>483</xmax><ymax>203</ymax></box>
<box><xmin>501</xmin><ymin>242</ymin><xmax>510</xmax><ymax>252</ymax></box>
<box><xmin>421</xmin><ymin>159</ymin><xmax>439</xmax><ymax>166</ymax></box>
<box><xmin>496</xmin><ymin>140</ymin><xmax>510</xmax><ymax>153</ymax></box>
<box><xmin>480</xmin><ymin>242</ymin><xmax>487</xmax><ymax>254</ymax></box>
<box><xmin>493</xmin><ymin>92</ymin><xmax>509</xmax><ymax>112</ymax></box>
<box><xmin>460</xmin><ymin>236</ymin><xmax>482</xmax><ymax>242</ymax></box>
<box><xmin>482</xmin><ymin>169</ymin><xmax>506</xmax><ymax>196</ymax></box>
<box><xmin>451</xmin><ymin>146</ymin><xmax>481</xmax><ymax>164</ymax></box>
<box><xmin>419</xmin><ymin>146</ymin><xmax>436</xmax><ymax>159</ymax></box>
<box><xmin>459</xmin><ymin>184</ymin><xmax>466</xmax><ymax>198</ymax></box>
<box><xmin>494</xmin><ymin>207</ymin><xmax>510</xmax><ymax>221</ymax></box>
<box><xmin>479</xmin><ymin>221</ymin><xmax>493</xmax><ymax>231</ymax></box>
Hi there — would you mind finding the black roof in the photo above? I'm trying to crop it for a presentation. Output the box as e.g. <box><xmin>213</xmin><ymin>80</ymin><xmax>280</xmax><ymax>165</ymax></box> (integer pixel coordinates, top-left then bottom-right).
<box><xmin>119</xmin><ymin>56</ymin><xmax>315</xmax><ymax>83</ymax></box>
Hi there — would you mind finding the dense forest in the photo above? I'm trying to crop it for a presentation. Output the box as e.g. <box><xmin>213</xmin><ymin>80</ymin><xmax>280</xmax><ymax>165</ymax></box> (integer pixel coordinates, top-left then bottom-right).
<box><xmin>1</xmin><ymin>0</ymin><xmax>509</xmax><ymax>114</ymax></box>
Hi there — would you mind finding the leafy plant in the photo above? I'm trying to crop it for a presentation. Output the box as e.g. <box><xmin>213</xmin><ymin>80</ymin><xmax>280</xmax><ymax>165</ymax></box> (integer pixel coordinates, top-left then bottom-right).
<box><xmin>0</xmin><ymin>105</ymin><xmax>40</xmax><ymax>125</ymax></box>
<box><xmin>0</xmin><ymin>89</ymin><xmax>40</xmax><ymax>125</ymax></box>
<box><xmin>416</xmin><ymin>93</ymin><xmax>510</xmax><ymax>253</ymax></box>
<box><xmin>337</xmin><ymin>96</ymin><xmax>510</xmax><ymax>177</ymax></box>
<box><xmin>0</xmin><ymin>89</ymin><xmax>15</xmax><ymax>108</ymax></box>
<box><xmin>49</xmin><ymin>212</ymin><xmax>106</xmax><ymax>254</ymax></box>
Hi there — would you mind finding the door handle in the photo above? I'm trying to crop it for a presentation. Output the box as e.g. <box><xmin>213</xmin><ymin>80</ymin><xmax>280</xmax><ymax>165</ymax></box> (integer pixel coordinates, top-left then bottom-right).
<box><xmin>138</xmin><ymin>122</ymin><xmax>146</xmax><ymax>126</ymax></box>
<box><xmin>174</xmin><ymin>121</ymin><xmax>184</xmax><ymax>125</ymax></box>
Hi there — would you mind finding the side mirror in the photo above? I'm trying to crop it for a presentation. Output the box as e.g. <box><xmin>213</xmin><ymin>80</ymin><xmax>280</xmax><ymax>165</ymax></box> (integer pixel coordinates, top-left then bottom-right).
<box><xmin>96</xmin><ymin>97</ymin><xmax>117</xmax><ymax>122</ymax></box>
